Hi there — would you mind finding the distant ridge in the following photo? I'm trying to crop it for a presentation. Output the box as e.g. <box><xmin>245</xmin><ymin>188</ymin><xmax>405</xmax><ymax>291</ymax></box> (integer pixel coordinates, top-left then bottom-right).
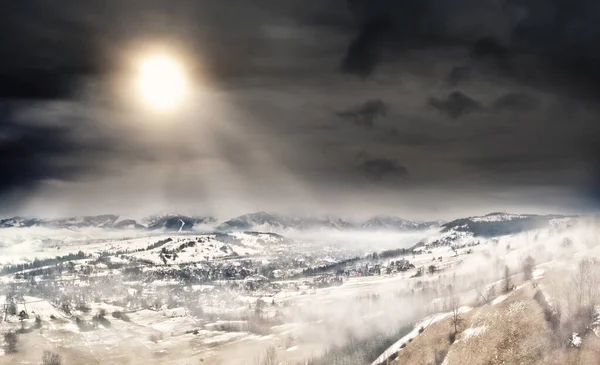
<box><xmin>0</xmin><ymin>211</ymin><xmax>571</xmax><ymax>235</ymax></box>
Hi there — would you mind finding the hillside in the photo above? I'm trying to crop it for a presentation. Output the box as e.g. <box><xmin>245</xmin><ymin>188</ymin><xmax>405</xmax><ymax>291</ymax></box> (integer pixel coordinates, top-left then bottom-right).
<box><xmin>386</xmin><ymin>283</ymin><xmax>600</xmax><ymax>365</ymax></box>
<box><xmin>217</xmin><ymin>212</ymin><xmax>440</xmax><ymax>232</ymax></box>
<box><xmin>441</xmin><ymin>213</ymin><xmax>570</xmax><ymax>237</ymax></box>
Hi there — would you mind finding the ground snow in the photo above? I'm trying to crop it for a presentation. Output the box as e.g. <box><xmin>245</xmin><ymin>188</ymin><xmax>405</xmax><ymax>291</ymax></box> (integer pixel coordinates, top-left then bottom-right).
<box><xmin>570</xmin><ymin>333</ymin><xmax>582</xmax><ymax>347</ymax></box>
<box><xmin>470</xmin><ymin>214</ymin><xmax>525</xmax><ymax>222</ymax></box>
<box><xmin>532</xmin><ymin>268</ymin><xmax>546</xmax><ymax>280</ymax></box>
<box><xmin>492</xmin><ymin>294</ymin><xmax>508</xmax><ymax>305</ymax></box>
<box><xmin>460</xmin><ymin>326</ymin><xmax>487</xmax><ymax>342</ymax></box>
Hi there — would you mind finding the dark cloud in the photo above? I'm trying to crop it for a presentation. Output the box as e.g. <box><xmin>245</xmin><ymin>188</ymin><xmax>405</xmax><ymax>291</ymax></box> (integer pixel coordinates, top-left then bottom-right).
<box><xmin>336</xmin><ymin>99</ymin><xmax>387</xmax><ymax>128</ymax></box>
<box><xmin>445</xmin><ymin>66</ymin><xmax>472</xmax><ymax>87</ymax></box>
<box><xmin>358</xmin><ymin>157</ymin><xmax>409</xmax><ymax>181</ymax></box>
<box><xmin>492</xmin><ymin>92</ymin><xmax>540</xmax><ymax>112</ymax></box>
<box><xmin>0</xmin><ymin>105</ymin><xmax>108</xmax><ymax>196</ymax></box>
<box><xmin>429</xmin><ymin>91</ymin><xmax>483</xmax><ymax>119</ymax></box>
<box><xmin>464</xmin><ymin>155</ymin><xmax>566</xmax><ymax>172</ymax></box>
<box><xmin>0</xmin><ymin>2</ymin><xmax>113</xmax><ymax>99</ymax></box>
<box><xmin>4</xmin><ymin>0</ymin><xmax>600</xmax><ymax>100</ymax></box>
<box><xmin>341</xmin><ymin>0</ymin><xmax>429</xmax><ymax>77</ymax></box>
<box><xmin>336</xmin><ymin>0</ymin><xmax>600</xmax><ymax>102</ymax></box>
<box><xmin>340</xmin><ymin>17</ymin><xmax>391</xmax><ymax>77</ymax></box>
<box><xmin>470</xmin><ymin>36</ymin><xmax>510</xmax><ymax>63</ymax></box>
<box><xmin>461</xmin><ymin>154</ymin><xmax>583</xmax><ymax>185</ymax></box>
<box><xmin>0</xmin><ymin>72</ymin><xmax>84</xmax><ymax>100</ymax></box>
<box><xmin>382</xmin><ymin>127</ymin><xmax>442</xmax><ymax>147</ymax></box>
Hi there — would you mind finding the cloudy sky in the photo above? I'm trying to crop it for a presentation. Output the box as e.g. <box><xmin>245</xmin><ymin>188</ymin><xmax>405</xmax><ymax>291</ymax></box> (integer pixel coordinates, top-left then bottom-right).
<box><xmin>1</xmin><ymin>0</ymin><xmax>600</xmax><ymax>220</ymax></box>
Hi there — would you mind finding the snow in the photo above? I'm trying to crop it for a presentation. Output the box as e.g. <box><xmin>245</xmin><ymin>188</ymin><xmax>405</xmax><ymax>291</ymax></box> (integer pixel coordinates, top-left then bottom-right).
<box><xmin>549</xmin><ymin>217</ymin><xmax>575</xmax><ymax>227</ymax></box>
<box><xmin>570</xmin><ymin>333</ymin><xmax>582</xmax><ymax>347</ymax></box>
<box><xmin>492</xmin><ymin>294</ymin><xmax>508</xmax><ymax>305</ymax></box>
<box><xmin>428</xmin><ymin>230</ymin><xmax>475</xmax><ymax>247</ymax></box>
<box><xmin>459</xmin><ymin>326</ymin><xmax>487</xmax><ymax>342</ymax></box>
<box><xmin>17</xmin><ymin>296</ymin><xmax>65</xmax><ymax>319</ymax></box>
<box><xmin>507</xmin><ymin>301</ymin><xmax>527</xmax><ymax>315</ymax></box>
<box><xmin>470</xmin><ymin>213</ymin><xmax>526</xmax><ymax>222</ymax></box>
<box><xmin>532</xmin><ymin>268</ymin><xmax>545</xmax><ymax>279</ymax></box>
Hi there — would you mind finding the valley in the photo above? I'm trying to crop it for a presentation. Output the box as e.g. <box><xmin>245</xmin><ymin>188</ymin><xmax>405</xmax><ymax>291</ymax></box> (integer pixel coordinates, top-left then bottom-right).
<box><xmin>0</xmin><ymin>211</ymin><xmax>596</xmax><ymax>365</ymax></box>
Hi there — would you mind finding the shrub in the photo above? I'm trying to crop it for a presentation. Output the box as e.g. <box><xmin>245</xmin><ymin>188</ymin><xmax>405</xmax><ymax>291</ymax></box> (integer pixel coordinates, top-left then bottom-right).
<box><xmin>35</xmin><ymin>315</ymin><xmax>42</xmax><ymax>328</ymax></box>
<box><xmin>523</xmin><ymin>256</ymin><xmax>535</xmax><ymax>281</ymax></box>
<box><xmin>112</xmin><ymin>311</ymin><xmax>131</xmax><ymax>322</ymax></box>
<box><xmin>4</xmin><ymin>331</ymin><xmax>18</xmax><ymax>353</ymax></box>
<box><xmin>42</xmin><ymin>350</ymin><xmax>62</xmax><ymax>365</ymax></box>
<box><xmin>149</xmin><ymin>332</ymin><xmax>163</xmax><ymax>343</ymax></box>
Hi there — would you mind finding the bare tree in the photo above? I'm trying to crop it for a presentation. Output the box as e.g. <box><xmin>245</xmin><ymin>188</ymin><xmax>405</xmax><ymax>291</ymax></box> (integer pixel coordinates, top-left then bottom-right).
<box><xmin>448</xmin><ymin>286</ymin><xmax>461</xmax><ymax>334</ymax></box>
<box><xmin>547</xmin><ymin>278</ymin><xmax>563</xmax><ymax>322</ymax></box>
<box><xmin>486</xmin><ymin>284</ymin><xmax>496</xmax><ymax>302</ymax></box>
<box><xmin>255</xmin><ymin>299</ymin><xmax>267</xmax><ymax>318</ymax></box>
<box><xmin>503</xmin><ymin>266</ymin><xmax>511</xmax><ymax>293</ymax></box>
<box><xmin>474</xmin><ymin>280</ymin><xmax>490</xmax><ymax>304</ymax></box>
<box><xmin>3</xmin><ymin>331</ymin><xmax>18</xmax><ymax>354</ymax></box>
<box><xmin>573</xmin><ymin>258</ymin><xmax>600</xmax><ymax>313</ymax></box>
<box><xmin>255</xmin><ymin>346</ymin><xmax>277</xmax><ymax>365</ymax></box>
<box><xmin>522</xmin><ymin>256</ymin><xmax>535</xmax><ymax>281</ymax></box>
<box><xmin>42</xmin><ymin>350</ymin><xmax>62</xmax><ymax>365</ymax></box>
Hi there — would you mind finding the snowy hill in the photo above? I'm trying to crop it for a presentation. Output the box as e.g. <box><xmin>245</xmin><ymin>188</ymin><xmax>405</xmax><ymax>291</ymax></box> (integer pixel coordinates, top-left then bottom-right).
<box><xmin>217</xmin><ymin>212</ymin><xmax>290</xmax><ymax>232</ymax></box>
<box><xmin>145</xmin><ymin>215</ymin><xmax>216</xmax><ymax>232</ymax></box>
<box><xmin>217</xmin><ymin>212</ymin><xmax>439</xmax><ymax>232</ymax></box>
<box><xmin>0</xmin><ymin>214</ymin><xmax>126</xmax><ymax>229</ymax></box>
<box><xmin>0</xmin><ymin>214</ymin><xmax>214</xmax><ymax>231</ymax></box>
<box><xmin>0</xmin><ymin>216</ymin><xmax>39</xmax><ymax>228</ymax></box>
<box><xmin>441</xmin><ymin>212</ymin><xmax>571</xmax><ymax>237</ymax></box>
<box><xmin>361</xmin><ymin>216</ymin><xmax>441</xmax><ymax>231</ymax></box>
<box><xmin>217</xmin><ymin>212</ymin><xmax>359</xmax><ymax>232</ymax></box>
<box><xmin>45</xmin><ymin>214</ymin><xmax>121</xmax><ymax>229</ymax></box>
<box><xmin>290</xmin><ymin>215</ymin><xmax>355</xmax><ymax>231</ymax></box>
<box><xmin>112</xmin><ymin>219</ymin><xmax>145</xmax><ymax>230</ymax></box>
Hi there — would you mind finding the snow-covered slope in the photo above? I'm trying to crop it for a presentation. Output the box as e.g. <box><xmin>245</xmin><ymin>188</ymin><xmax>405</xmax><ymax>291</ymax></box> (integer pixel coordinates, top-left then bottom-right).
<box><xmin>0</xmin><ymin>215</ymin><xmax>129</xmax><ymax>230</ymax></box>
<box><xmin>0</xmin><ymin>214</ymin><xmax>216</xmax><ymax>232</ymax></box>
<box><xmin>362</xmin><ymin>216</ymin><xmax>441</xmax><ymax>231</ymax></box>
<box><xmin>290</xmin><ymin>215</ymin><xmax>355</xmax><ymax>230</ymax></box>
<box><xmin>0</xmin><ymin>216</ymin><xmax>39</xmax><ymax>228</ymax></box>
<box><xmin>0</xmin><ymin>212</ymin><xmax>568</xmax><ymax>237</ymax></box>
<box><xmin>441</xmin><ymin>212</ymin><xmax>571</xmax><ymax>237</ymax></box>
<box><xmin>217</xmin><ymin>212</ymin><xmax>439</xmax><ymax>232</ymax></box>
<box><xmin>145</xmin><ymin>215</ymin><xmax>216</xmax><ymax>231</ymax></box>
<box><xmin>217</xmin><ymin>212</ymin><xmax>290</xmax><ymax>232</ymax></box>
<box><xmin>421</xmin><ymin>212</ymin><xmax>576</xmax><ymax>248</ymax></box>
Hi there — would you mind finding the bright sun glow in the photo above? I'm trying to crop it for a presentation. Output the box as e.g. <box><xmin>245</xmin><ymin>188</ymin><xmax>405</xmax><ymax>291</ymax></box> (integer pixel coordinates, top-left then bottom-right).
<box><xmin>137</xmin><ymin>54</ymin><xmax>187</xmax><ymax>111</ymax></box>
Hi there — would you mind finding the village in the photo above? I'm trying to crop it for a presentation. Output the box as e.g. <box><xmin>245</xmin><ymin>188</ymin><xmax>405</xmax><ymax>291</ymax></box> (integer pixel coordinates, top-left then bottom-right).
<box><xmin>0</xmin><ymin>228</ymin><xmax>472</xmax><ymax>364</ymax></box>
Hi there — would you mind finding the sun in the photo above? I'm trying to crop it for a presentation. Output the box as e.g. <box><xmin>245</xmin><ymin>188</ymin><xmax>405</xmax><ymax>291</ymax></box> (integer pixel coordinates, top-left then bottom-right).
<box><xmin>137</xmin><ymin>54</ymin><xmax>187</xmax><ymax>111</ymax></box>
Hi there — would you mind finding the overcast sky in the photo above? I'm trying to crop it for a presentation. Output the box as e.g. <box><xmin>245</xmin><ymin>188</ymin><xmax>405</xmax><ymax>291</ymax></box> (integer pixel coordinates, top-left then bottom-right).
<box><xmin>1</xmin><ymin>0</ymin><xmax>600</xmax><ymax>220</ymax></box>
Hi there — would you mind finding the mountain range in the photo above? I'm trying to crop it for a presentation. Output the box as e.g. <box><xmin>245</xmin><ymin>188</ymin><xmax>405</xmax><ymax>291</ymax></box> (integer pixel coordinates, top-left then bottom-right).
<box><xmin>0</xmin><ymin>211</ymin><xmax>441</xmax><ymax>233</ymax></box>
<box><xmin>0</xmin><ymin>211</ymin><xmax>575</xmax><ymax>237</ymax></box>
